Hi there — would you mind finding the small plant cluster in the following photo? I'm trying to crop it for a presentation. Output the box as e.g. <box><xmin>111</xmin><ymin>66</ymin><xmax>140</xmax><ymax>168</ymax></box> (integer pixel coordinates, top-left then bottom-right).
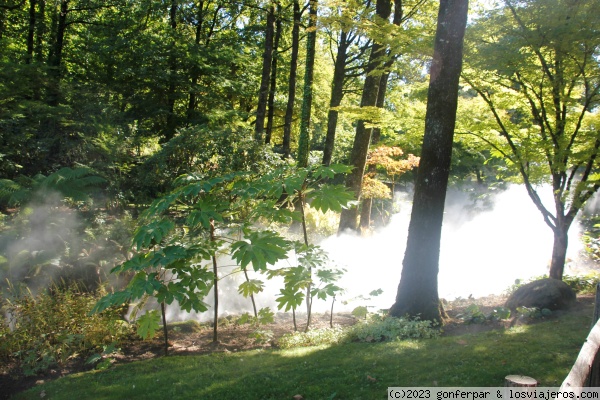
<box><xmin>505</xmin><ymin>273</ymin><xmax>600</xmax><ymax>296</ymax></box>
<box><xmin>562</xmin><ymin>274</ymin><xmax>600</xmax><ymax>294</ymax></box>
<box><xmin>0</xmin><ymin>284</ymin><xmax>132</xmax><ymax>376</ymax></box>
<box><xmin>456</xmin><ymin>304</ymin><xmax>512</xmax><ymax>324</ymax></box>
<box><xmin>277</xmin><ymin>326</ymin><xmax>346</xmax><ymax>349</ymax></box>
<box><xmin>346</xmin><ymin>314</ymin><xmax>440</xmax><ymax>342</ymax></box>
<box><xmin>516</xmin><ymin>306</ymin><xmax>552</xmax><ymax>319</ymax></box>
<box><xmin>581</xmin><ymin>215</ymin><xmax>600</xmax><ymax>263</ymax></box>
<box><xmin>277</xmin><ymin>314</ymin><xmax>440</xmax><ymax>349</ymax></box>
<box><xmin>456</xmin><ymin>303</ymin><xmax>554</xmax><ymax>324</ymax></box>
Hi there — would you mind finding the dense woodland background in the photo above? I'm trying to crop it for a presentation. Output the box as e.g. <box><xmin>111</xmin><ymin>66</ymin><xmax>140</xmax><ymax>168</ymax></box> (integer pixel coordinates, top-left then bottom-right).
<box><xmin>1</xmin><ymin>0</ymin><xmax>600</xmax><ymax>371</ymax></box>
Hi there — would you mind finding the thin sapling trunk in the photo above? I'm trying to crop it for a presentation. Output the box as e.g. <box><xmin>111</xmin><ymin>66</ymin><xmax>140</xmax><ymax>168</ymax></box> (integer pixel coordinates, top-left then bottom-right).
<box><xmin>161</xmin><ymin>301</ymin><xmax>168</xmax><ymax>356</ymax></box>
<box><xmin>210</xmin><ymin>219</ymin><xmax>219</xmax><ymax>343</ymax></box>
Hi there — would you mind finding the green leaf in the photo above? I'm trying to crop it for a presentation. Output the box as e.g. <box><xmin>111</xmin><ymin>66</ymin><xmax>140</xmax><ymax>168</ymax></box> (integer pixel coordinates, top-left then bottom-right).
<box><xmin>90</xmin><ymin>290</ymin><xmax>132</xmax><ymax>314</ymax></box>
<box><xmin>231</xmin><ymin>230</ymin><xmax>291</xmax><ymax>271</ymax></box>
<box><xmin>238</xmin><ymin>279</ymin><xmax>265</xmax><ymax>297</ymax></box>
<box><xmin>132</xmin><ymin>219</ymin><xmax>175</xmax><ymax>250</ymax></box>
<box><xmin>312</xmin><ymin>283</ymin><xmax>343</xmax><ymax>301</ymax></box>
<box><xmin>258</xmin><ymin>307</ymin><xmax>275</xmax><ymax>324</ymax></box>
<box><xmin>186</xmin><ymin>198</ymin><xmax>225</xmax><ymax>229</ymax></box>
<box><xmin>111</xmin><ymin>253</ymin><xmax>153</xmax><ymax>273</ymax></box>
<box><xmin>311</xmin><ymin>164</ymin><xmax>352</xmax><ymax>180</ymax></box>
<box><xmin>307</xmin><ymin>184</ymin><xmax>355</xmax><ymax>213</ymax></box>
<box><xmin>136</xmin><ymin>310</ymin><xmax>161</xmax><ymax>340</ymax></box>
<box><xmin>275</xmin><ymin>287</ymin><xmax>305</xmax><ymax>312</ymax></box>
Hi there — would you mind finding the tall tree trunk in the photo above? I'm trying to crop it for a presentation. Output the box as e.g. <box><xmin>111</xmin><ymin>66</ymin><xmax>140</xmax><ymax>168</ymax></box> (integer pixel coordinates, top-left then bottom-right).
<box><xmin>163</xmin><ymin>0</ymin><xmax>178</xmax><ymax>143</ymax></box>
<box><xmin>338</xmin><ymin>0</ymin><xmax>392</xmax><ymax>233</ymax></box>
<box><xmin>33</xmin><ymin>0</ymin><xmax>45</xmax><ymax>101</ymax></box>
<box><xmin>296</xmin><ymin>0</ymin><xmax>317</xmax><ymax>167</ymax></box>
<box><xmin>389</xmin><ymin>0</ymin><xmax>469</xmax><ymax>323</ymax></box>
<box><xmin>282</xmin><ymin>0</ymin><xmax>300</xmax><ymax>158</ymax></box>
<box><xmin>255</xmin><ymin>2</ymin><xmax>276</xmax><ymax>143</ymax></box>
<box><xmin>26</xmin><ymin>0</ymin><xmax>36</xmax><ymax>64</ymax></box>
<box><xmin>187</xmin><ymin>0</ymin><xmax>205</xmax><ymax>122</ymax></box>
<box><xmin>47</xmin><ymin>0</ymin><xmax>67</xmax><ymax>107</ymax></box>
<box><xmin>265</xmin><ymin>5</ymin><xmax>282</xmax><ymax>145</ymax></box>
<box><xmin>322</xmin><ymin>29</ymin><xmax>349</xmax><ymax>166</ymax></box>
<box><xmin>0</xmin><ymin>8</ymin><xmax>5</xmax><ymax>41</ymax></box>
<box><xmin>359</xmin><ymin>71</ymin><xmax>391</xmax><ymax>231</ymax></box>
<box><xmin>187</xmin><ymin>1</ymin><xmax>220</xmax><ymax>123</ymax></box>
<box><xmin>35</xmin><ymin>0</ymin><xmax>45</xmax><ymax>64</ymax></box>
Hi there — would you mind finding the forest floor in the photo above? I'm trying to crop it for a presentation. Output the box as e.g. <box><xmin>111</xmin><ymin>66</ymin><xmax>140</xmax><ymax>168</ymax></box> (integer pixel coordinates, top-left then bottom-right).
<box><xmin>1</xmin><ymin>294</ymin><xmax>594</xmax><ymax>399</ymax></box>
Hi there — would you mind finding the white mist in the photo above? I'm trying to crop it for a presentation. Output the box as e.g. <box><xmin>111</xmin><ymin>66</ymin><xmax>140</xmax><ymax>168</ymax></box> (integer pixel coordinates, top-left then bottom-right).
<box><xmin>167</xmin><ymin>184</ymin><xmax>590</xmax><ymax>321</ymax></box>
<box><xmin>319</xmin><ymin>184</ymin><xmax>586</xmax><ymax>312</ymax></box>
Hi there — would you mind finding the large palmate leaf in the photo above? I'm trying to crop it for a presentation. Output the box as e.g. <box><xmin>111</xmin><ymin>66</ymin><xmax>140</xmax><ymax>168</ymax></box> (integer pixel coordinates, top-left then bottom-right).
<box><xmin>90</xmin><ymin>290</ymin><xmax>132</xmax><ymax>314</ymax></box>
<box><xmin>136</xmin><ymin>310</ymin><xmax>161</xmax><ymax>340</ymax></box>
<box><xmin>275</xmin><ymin>287</ymin><xmax>306</xmax><ymax>312</ymax></box>
<box><xmin>186</xmin><ymin>198</ymin><xmax>226</xmax><ymax>229</ymax></box>
<box><xmin>311</xmin><ymin>164</ymin><xmax>353</xmax><ymax>180</ymax></box>
<box><xmin>307</xmin><ymin>184</ymin><xmax>355</xmax><ymax>213</ymax></box>
<box><xmin>238</xmin><ymin>279</ymin><xmax>265</xmax><ymax>298</ymax></box>
<box><xmin>132</xmin><ymin>219</ymin><xmax>175</xmax><ymax>250</ymax></box>
<box><xmin>231</xmin><ymin>230</ymin><xmax>291</xmax><ymax>271</ymax></box>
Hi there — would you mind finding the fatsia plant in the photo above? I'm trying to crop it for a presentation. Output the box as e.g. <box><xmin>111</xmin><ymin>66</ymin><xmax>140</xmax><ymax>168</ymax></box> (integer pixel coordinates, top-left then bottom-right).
<box><xmin>92</xmin><ymin>163</ymin><xmax>354</xmax><ymax>348</ymax></box>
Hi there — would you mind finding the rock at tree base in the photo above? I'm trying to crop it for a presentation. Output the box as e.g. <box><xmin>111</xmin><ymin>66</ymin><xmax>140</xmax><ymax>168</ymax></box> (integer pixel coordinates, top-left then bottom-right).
<box><xmin>505</xmin><ymin>278</ymin><xmax>576</xmax><ymax>311</ymax></box>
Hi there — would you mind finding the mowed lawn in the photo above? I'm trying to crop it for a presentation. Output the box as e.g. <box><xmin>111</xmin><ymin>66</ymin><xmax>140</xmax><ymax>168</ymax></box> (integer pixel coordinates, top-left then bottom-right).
<box><xmin>12</xmin><ymin>307</ymin><xmax>592</xmax><ymax>400</ymax></box>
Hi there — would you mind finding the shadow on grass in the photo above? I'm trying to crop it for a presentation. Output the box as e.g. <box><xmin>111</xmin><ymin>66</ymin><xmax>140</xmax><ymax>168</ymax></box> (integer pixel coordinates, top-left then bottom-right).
<box><xmin>13</xmin><ymin>311</ymin><xmax>591</xmax><ymax>400</ymax></box>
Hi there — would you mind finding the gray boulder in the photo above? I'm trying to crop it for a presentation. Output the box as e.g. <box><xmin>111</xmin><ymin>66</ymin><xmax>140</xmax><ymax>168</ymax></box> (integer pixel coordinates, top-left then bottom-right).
<box><xmin>505</xmin><ymin>278</ymin><xmax>576</xmax><ymax>311</ymax></box>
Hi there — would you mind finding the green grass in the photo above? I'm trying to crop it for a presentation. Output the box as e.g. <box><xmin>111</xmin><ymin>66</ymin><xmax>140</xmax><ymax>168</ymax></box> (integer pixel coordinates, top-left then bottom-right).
<box><xmin>13</xmin><ymin>311</ymin><xmax>591</xmax><ymax>400</ymax></box>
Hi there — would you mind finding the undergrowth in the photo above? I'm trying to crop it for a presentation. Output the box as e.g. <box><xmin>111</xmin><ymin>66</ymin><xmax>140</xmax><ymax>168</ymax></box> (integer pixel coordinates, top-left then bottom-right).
<box><xmin>277</xmin><ymin>314</ymin><xmax>439</xmax><ymax>349</ymax></box>
<box><xmin>0</xmin><ymin>283</ymin><xmax>132</xmax><ymax>376</ymax></box>
<box><xmin>504</xmin><ymin>272</ymin><xmax>600</xmax><ymax>295</ymax></box>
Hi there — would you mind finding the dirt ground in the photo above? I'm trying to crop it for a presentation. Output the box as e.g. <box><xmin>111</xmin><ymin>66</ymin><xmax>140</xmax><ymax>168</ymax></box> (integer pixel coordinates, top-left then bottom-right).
<box><xmin>1</xmin><ymin>294</ymin><xmax>595</xmax><ymax>399</ymax></box>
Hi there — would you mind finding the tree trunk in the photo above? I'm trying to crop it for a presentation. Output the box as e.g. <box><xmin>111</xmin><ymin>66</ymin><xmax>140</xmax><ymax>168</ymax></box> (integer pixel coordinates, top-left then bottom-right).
<box><xmin>322</xmin><ymin>29</ymin><xmax>349</xmax><ymax>166</ymax></box>
<box><xmin>549</xmin><ymin>225</ymin><xmax>569</xmax><ymax>280</ymax></box>
<box><xmin>187</xmin><ymin>0</ymin><xmax>205</xmax><ymax>123</ymax></box>
<box><xmin>282</xmin><ymin>0</ymin><xmax>300</xmax><ymax>158</ymax></box>
<box><xmin>338</xmin><ymin>0</ymin><xmax>392</xmax><ymax>233</ymax></box>
<box><xmin>35</xmin><ymin>0</ymin><xmax>45</xmax><ymax>65</ymax></box>
<box><xmin>26</xmin><ymin>0</ymin><xmax>36</xmax><ymax>65</ymax></box>
<box><xmin>210</xmin><ymin>219</ymin><xmax>219</xmax><ymax>343</ymax></box>
<box><xmin>255</xmin><ymin>3</ymin><xmax>275</xmax><ymax>143</ymax></box>
<box><xmin>163</xmin><ymin>0</ymin><xmax>178</xmax><ymax>143</ymax></box>
<box><xmin>358</xmin><ymin>71</ymin><xmax>391</xmax><ymax>231</ymax></box>
<box><xmin>47</xmin><ymin>0</ymin><xmax>68</xmax><ymax>107</ymax></box>
<box><xmin>265</xmin><ymin>5</ymin><xmax>282</xmax><ymax>145</ymax></box>
<box><xmin>389</xmin><ymin>0</ymin><xmax>469</xmax><ymax>323</ymax></box>
<box><xmin>296</xmin><ymin>0</ymin><xmax>317</xmax><ymax>167</ymax></box>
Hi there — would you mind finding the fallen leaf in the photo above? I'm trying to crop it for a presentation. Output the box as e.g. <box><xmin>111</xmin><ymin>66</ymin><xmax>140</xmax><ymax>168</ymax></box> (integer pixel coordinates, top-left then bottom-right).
<box><xmin>457</xmin><ymin>340</ymin><xmax>468</xmax><ymax>346</ymax></box>
<box><xmin>367</xmin><ymin>375</ymin><xmax>377</xmax><ymax>382</ymax></box>
<box><xmin>292</xmin><ymin>395</ymin><xmax>304</xmax><ymax>400</ymax></box>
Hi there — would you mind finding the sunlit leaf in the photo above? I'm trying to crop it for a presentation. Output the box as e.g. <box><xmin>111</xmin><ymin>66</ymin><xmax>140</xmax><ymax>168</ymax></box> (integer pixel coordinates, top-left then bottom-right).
<box><xmin>136</xmin><ymin>310</ymin><xmax>161</xmax><ymax>340</ymax></box>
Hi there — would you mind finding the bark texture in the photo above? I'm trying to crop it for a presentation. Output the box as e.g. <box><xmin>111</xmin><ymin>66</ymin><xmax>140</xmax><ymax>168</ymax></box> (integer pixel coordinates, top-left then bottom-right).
<box><xmin>296</xmin><ymin>0</ymin><xmax>317</xmax><ymax>167</ymax></box>
<box><xmin>255</xmin><ymin>3</ymin><xmax>276</xmax><ymax>142</ymax></box>
<box><xmin>282</xmin><ymin>0</ymin><xmax>300</xmax><ymax>158</ymax></box>
<box><xmin>337</xmin><ymin>0</ymin><xmax>392</xmax><ymax>233</ymax></box>
<box><xmin>389</xmin><ymin>0</ymin><xmax>468</xmax><ymax>322</ymax></box>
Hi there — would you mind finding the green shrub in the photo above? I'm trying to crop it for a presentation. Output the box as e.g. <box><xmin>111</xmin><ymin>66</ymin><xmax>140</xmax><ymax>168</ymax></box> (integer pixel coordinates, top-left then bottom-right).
<box><xmin>344</xmin><ymin>314</ymin><xmax>440</xmax><ymax>343</ymax></box>
<box><xmin>277</xmin><ymin>327</ymin><xmax>346</xmax><ymax>349</ymax></box>
<box><xmin>456</xmin><ymin>304</ymin><xmax>487</xmax><ymax>323</ymax></box>
<box><xmin>505</xmin><ymin>273</ymin><xmax>600</xmax><ymax>295</ymax></box>
<box><xmin>1</xmin><ymin>283</ymin><xmax>132</xmax><ymax>376</ymax></box>
<box><xmin>562</xmin><ymin>273</ymin><xmax>600</xmax><ymax>294</ymax></box>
